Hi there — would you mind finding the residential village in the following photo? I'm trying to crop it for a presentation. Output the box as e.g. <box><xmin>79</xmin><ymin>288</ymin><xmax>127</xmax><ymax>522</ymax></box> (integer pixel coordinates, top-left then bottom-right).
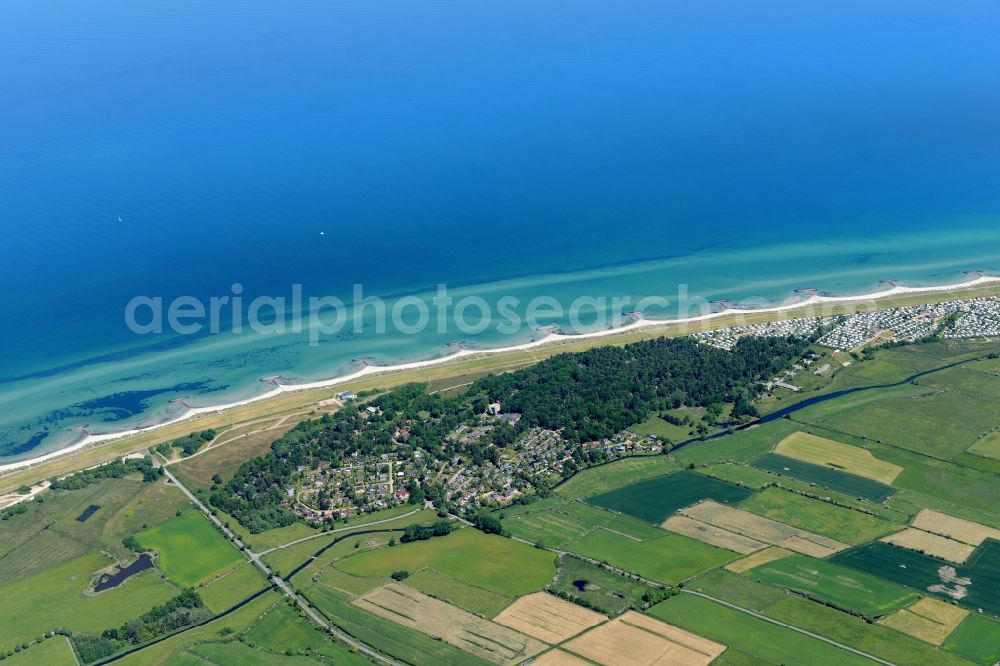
<box><xmin>287</xmin><ymin>403</ymin><xmax>663</xmax><ymax>524</ymax></box>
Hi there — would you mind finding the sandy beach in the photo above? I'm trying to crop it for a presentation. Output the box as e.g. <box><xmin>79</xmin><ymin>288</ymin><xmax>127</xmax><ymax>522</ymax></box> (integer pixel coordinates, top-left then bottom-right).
<box><xmin>2</xmin><ymin>273</ymin><xmax>998</xmax><ymax>475</ymax></box>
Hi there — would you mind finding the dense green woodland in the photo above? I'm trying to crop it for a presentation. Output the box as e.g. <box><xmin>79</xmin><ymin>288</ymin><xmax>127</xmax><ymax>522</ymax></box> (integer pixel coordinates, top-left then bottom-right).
<box><xmin>211</xmin><ymin>335</ymin><xmax>810</xmax><ymax>532</ymax></box>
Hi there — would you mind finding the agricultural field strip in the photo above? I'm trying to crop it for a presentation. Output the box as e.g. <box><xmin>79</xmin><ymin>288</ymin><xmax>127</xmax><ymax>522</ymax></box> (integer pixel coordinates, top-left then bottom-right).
<box><xmin>677</xmin><ymin>590</ymin><xmax>897</xmax><ymax>666</ymax></box>
<box><xmin>880</xmin><ymin>528</ymin><xmax>975</xmax><ymax>563</ymax></box>
<box><xmin>353</xmin><ymin>584</ymin><xmax>547</xmax><ymax>666</ymax></box>
<box><xmin>750</xmin><ymin>453</ymin><xmax>896</xmax><ymax>502</ymax></box>
<box><xmin>774</xmin><ymin>432</ymin><xmax>903</xmax><ymax>483</ymax></box>
<box><xmin>586</xmin><ymin>470</ymin><xmax>754</xmax><ymax>526</ymax></box>
<box><xmin>911</xmin><ymin>509</ymin><xmax>1000</xmax><ymax>546</ymax></box>
<box><xmin>678</xmin><ymin>500</ymin><xmax>849</xmax><ymax>558</ymax></box>
<box><xmin>503</xmin><ymin>499</ymin><xmax>661</xmax><ymax>548</ymax></box>
<box><xmin>562</xmin><ymin>611</ymin><xmax>725</xmax><ymax>666</ymax></box>
<box><xmin>749</xmin><ymin>553</ymin><xmax>920</xmax><ymax>617</ymax></box>
<box><xmin>661</xmin><ymin>515</ymin><xmax>768</xmax><ymax>554</ymax></box>
<box><xmin>493</xmin><ymin>593</ymin><xmax>606</xmax><ymax>644</ymax></box>
<box><xmin>879</xmin><ymin>597</ymin><xmax>968</xmax><ymax>645</ymax></box>
<box><xmin>725</xmin><ymin>547</ymin><xmax>794</xmax><ymax>573</ymax></box>
<box><xmin>504</xmin><ymin>511</ymin><xmax>591</xmax><ymax>545</ymax></box>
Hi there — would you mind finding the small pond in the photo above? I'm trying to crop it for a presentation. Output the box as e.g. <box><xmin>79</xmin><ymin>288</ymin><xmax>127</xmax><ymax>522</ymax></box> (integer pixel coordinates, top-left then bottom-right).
<box><xmin>76</xmin><ymin>504</ymin><xmax>101</xmax><ymax>522</ymax></box>
<box><xmin>93</xmin><ymin>553</ymin><xmax>154</xmax><ymax>592</ymax></box>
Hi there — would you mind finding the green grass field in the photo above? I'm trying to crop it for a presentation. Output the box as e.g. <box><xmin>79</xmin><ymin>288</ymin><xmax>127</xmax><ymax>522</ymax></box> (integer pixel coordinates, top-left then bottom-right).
<box><xmin>403</xmin><ymin>568</ymin><xmax>512</xmax><ymax>617</ymax></box>
<box><xmin>913</xmin><ymin>365</ymin><xmax>1000</xmax><ymax>397</ymax></box>
<box><xmin>712</xmin><ymin>648</ymin><xmax>774</xmax><ymax>666</ymax></box>
<box><xmin>749</xmin><ymin>553</ymin><xmax>918</xmax><ymax>616</ymax></box>
<box><xmin>764</xmin><ymin>595</ymin><xmax>974</xmax><ymax>666</ymax></box>
<box><xmin>750</xmin><ymin>454</ymin><xmax>896</xmax><ymax>502</ymax></box>
<box><xmin>501</xmin><ymin>499</ymin><xmax>666</xmax><ymax>548</ymax></box>
<box><xmin>647</xmin><ymin>593</ymin><xmax>876</xmax><ymax>666</ymax></box>
<box><xmin>675</xmin><ymin>419</ymin><xmax>801</xmax><ymax>466</ymax></box>
<box><xmin>886</xmin><ymin>452</ymin><xmax>1000</xmax><ymax>524</ymax></box>
<box><xmin>313</xmin><ymin>565</ymin><xmax>390</xmax><ymax>597</ymax></box>
<box><xmin>565</xmin><ymin>529</ymin><xmax>734</xmax><ymax>584</ymax></box>
<box><xmin>630</xmin><ymin>409</ymin><xmax>702</xmax><ymax>441</ymax></box>
<box><xmin>263</xmin><ymin>508</ymin><xmax>439</xmax><ymax>577</ymax></box>
<box><xmin>114</xmin><ymin>590</ymin><xmax>281</xmax><ymax>665</ymax></box>
<box><xmin>283</xmin><ymin>529</ymin><xmax>414</xmax><ymax>582</ymax></box>
<box><xmin>587</xmin><ymin>470</ymin><xmax>754</xmax><ymax>524</ymax></box>
<box><xmin>549</xmin><ymin>555</ymin><xmax>652</xmax><ymax>616</ymax></box>
<box><xmin>190</xmin><ymin>639</ymin><xmax>321</xmax><ymax>665</ymax></box>
<box><xmin>335</xmin><ymin>528</ymin><xmax>555</xmax><ymax>597</ymax></box>
<box><xmin>244</xmin><ymin>602</ymin><xmax>372</xmax><ymax>664</ymax></box>
<box><xmin>832</xmin><ymin>541</ymin><xmax>1000</xmax><ymax>617</ymax></box>
<box><xmin>737</xmin><ymin>488</ymin><xmax>898</xmax><ymax>544</ymax></box>
<box><xmin>953</xmin><ymin>451</ymin><xmax>1000</xmax><ymax>475</ymax></box>
<box><xmin>198</xmin><ymin>561</ymin><xmax>269</xmax><ymax>613</ymax></box>
<box><xmin>943</xmin><ymin>613</ymin><xmax>1000</xmax><ymax>665</ymax></box>
<box><xmin>0</xmin><ymin>552</ymin><xmax>179</xmax><ymax>650</ymax></box>
<box><xmin>689</xmin><ymin>569</ymin><xmax>787</xmax><ymax>612</ymax></box>
<box><xmin>553</xmin><ymin>455</ymin><xmax>680</xmax><ymax>499</ymax></box>
<box><xmin>797</xmin><ymin>381</ymin><xmax>1000</xmax><ymax>461</ymax></box>
<box><xmin>2</xmin><ymin>636</ymin><xmax>77</xmax><ymax>666</ymax></box>
<box><xmin>136</xmin><ymin>509</ymin><xmax>243</xmax><ymax>588</ymax></box>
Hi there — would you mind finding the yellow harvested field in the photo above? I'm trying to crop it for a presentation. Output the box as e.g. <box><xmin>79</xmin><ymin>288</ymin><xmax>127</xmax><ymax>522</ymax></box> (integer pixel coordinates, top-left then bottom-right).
<box><xmin>494</xmin><ymin>593</ymin><xmax>606</xmax><ymax>644</ymax></box>
<box><xmin>879</xmin><ymin>597</ymin><xmax>968</xmax><ymax>645</ymax></box>
<box><xmin>968</xmin><ymin>431</ymin><xmax>1000</xmax><ymax>460</ymax></box>
<box><xmin>679</xmin><ymin>500</ymin><xmax>849</xmax><ymax>558</ymax></box>
<box><xmin>530</xmin><ymin>650</ymin><xmax>592</xmax><ymax>666</ymax></box>
<box><xmin>354</xmin><ymin>584</ymin><xmax>547</xmax><ymax>665</ymax></box>
<box><xmin>564</xmin><ymin>611</ymin><xmax>726</xmax><ymax>666</ymax></box>
<box><xmin>661</xmin><ymin>515</ymin><xmax>767</xmax><ymax>555</ymax></box>
<box><xmin>725</xmin><ymin>547</ymin><xmax>795</xmax><ymax>573</ymax></box>
<box><xmin>774</xmin><ymin>432</ymin><xmax>902</xmax><ymax>484</ymax></box>
<box><xmin>880</xmin><ymin>528</ymin><xmax>975</xmax><ymax>563</ymax></box>
<box><xmin>911</xmin><ymin>509</ymin><xmax>1000</xmax><ymax>546</ymax></box>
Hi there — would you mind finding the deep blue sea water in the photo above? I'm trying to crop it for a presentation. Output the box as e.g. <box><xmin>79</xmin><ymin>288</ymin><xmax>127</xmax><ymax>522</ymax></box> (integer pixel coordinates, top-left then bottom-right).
<box><xmin>2</xmin><ymin>0</ymin><xmax>1000</xmax><ymax>461</ymax></box>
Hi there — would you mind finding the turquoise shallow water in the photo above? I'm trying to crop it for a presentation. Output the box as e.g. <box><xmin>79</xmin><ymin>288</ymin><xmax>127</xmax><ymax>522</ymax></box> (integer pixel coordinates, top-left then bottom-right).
<box><xmin>2</xmin><ymin>0</ymin><xmax>1000</xmax><ymax>461</ymax></box>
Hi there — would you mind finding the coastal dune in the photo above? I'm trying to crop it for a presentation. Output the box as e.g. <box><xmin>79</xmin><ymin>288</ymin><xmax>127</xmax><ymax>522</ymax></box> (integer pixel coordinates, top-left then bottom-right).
<box><xmin>2</xmin><ymin>274</ymin><xmax>998</xmax><ymax>475</ymax></box>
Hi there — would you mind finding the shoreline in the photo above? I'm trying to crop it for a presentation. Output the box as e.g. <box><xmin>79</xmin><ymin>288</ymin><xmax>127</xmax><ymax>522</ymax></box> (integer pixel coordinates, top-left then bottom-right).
<box><xmin>2</xmin><ymin>273</ymin><xmax>999</xmax><ymax>475</ymax></box>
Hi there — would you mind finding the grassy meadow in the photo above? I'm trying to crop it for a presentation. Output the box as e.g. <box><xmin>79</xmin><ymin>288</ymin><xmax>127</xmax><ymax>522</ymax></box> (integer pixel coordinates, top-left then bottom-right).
<box><xmin>748</xmin><ymin>553</ymin><xmax>919</xmax><ymax>616</ymax></box>
<box><xmin>335</xmin><ymin>528</ymin><xmax>556</xmax><ymax>597</ymax></box>
<box><xmin>565</xmin><ymin>529</ymin><xmax>735</xmax><ymax>584</ymax></box>
<box><xmin>136</xmin><ymin>509</ymin><xmax>244</xmax><ymax>588</ymax></box>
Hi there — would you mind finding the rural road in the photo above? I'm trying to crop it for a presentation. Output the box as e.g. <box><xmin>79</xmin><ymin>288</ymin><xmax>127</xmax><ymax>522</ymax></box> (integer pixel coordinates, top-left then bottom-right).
<box><xmin>257</xmin><ymin>507</ymin><xmax>422</xmax><ymax>556</ymax></box>
<box><xmin>160</xmin><ymin>467</ymin><xmax>401</xmax><ymax>666</ymax></box>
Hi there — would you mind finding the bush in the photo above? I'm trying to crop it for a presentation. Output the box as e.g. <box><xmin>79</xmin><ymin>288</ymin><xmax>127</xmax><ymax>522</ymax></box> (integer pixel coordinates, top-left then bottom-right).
<box><xmin>400</xmin><ymin>520</ymin><xmax>455</xmax><ymax>543</ymax></box>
